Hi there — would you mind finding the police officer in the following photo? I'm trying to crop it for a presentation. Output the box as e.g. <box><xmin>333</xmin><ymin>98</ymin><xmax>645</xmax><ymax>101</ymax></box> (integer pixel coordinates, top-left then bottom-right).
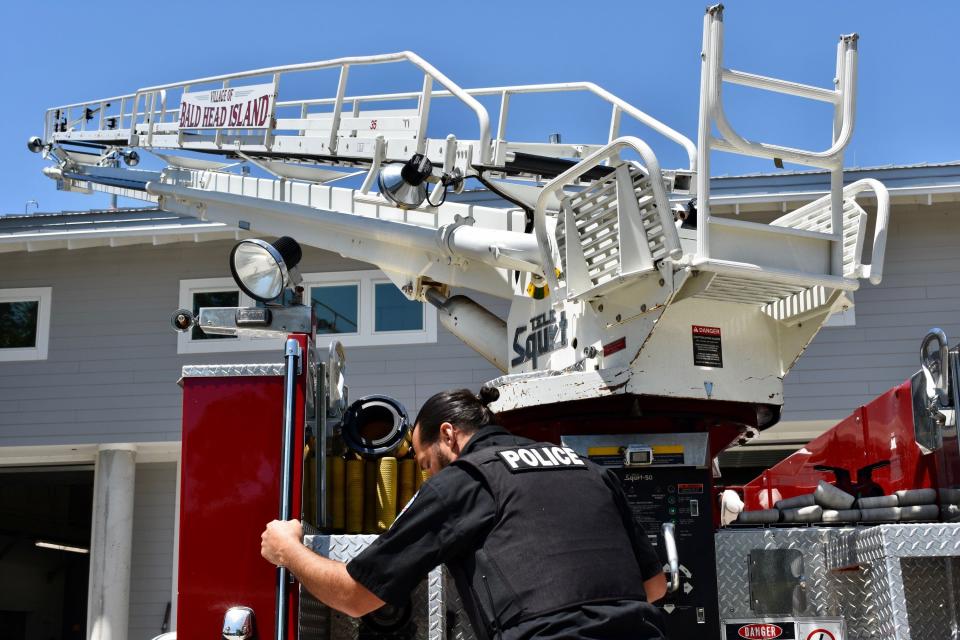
<box><xmin>261</xmin><ymin>388</ymin><xmax>668</xmax><ymax>639</ymax></box>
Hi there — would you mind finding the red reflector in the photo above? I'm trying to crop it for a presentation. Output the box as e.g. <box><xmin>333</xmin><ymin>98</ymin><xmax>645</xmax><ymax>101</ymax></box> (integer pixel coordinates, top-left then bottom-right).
<box><xmin>603</xmin><ymin>337</ymin><xmax>626</xmax><ymax>356</ymax></box>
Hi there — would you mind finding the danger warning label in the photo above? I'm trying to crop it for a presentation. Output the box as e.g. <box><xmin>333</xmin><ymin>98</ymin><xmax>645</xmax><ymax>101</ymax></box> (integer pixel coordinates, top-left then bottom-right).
<box><xmin>721</xmin><ymin>618</ymin><xmax>844</xmax><ymax>640</ymax></box>
<box><xmin>692</xmin><ymin>325</ymin><xmax>723</xmax><ymax>368</ymax></box>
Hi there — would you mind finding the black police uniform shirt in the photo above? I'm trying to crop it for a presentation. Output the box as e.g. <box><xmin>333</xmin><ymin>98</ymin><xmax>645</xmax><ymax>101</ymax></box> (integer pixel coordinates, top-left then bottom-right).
<box><xmin>346</xmin><ymin>426</ymin><xmax>666</xmax><ymax>640</ymax></box>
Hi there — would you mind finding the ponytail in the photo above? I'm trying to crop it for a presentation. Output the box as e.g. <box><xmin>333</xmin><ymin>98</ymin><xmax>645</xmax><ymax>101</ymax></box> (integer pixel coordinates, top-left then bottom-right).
<box><xmin>415</xmin><ymin>387</ymin><xmax>499</xmax><ymax>445</ymax></box>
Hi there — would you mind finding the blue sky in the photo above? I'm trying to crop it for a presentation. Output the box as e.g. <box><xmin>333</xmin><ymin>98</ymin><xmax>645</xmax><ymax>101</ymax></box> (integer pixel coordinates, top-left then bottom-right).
<box><xmin>1</xmin><ymin>0</ymin><xmax>957</xmax><ymax>214</ymax></box>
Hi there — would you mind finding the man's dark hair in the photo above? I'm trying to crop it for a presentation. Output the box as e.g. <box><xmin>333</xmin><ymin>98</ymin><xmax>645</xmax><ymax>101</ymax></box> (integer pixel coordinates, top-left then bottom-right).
<box><xmin>414</xmin><ymin>387</ymin><xmax>499</xmax><ymax>445</ymax></box>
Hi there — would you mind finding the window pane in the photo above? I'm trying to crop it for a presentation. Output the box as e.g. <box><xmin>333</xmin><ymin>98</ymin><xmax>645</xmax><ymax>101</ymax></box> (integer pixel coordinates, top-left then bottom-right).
<box><xmin>192</xmin><ymin>290</ymin><xmax>239</xmax><ymax>340</ymax></box>
<box><xmin>375</xmin><ymin>283</ymin><xmax>422</xmax><ymax>332</ymax></box>
<box><xmin>311</xmin><ymin>285</ymin><xmax>359</xmax><ymax>335</ymax></box>
<box><xmin>0</xmin><ymin>301</ymin><xmax>39</xmax><ymax>349</ymax></box>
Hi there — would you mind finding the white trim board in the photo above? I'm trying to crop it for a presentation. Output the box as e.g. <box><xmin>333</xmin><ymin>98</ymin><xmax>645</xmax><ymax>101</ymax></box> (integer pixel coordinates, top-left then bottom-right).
<box><xmin>0</xmin><ymin>441</ymin><xmax>180</xmax><ymax>466</ymax></box>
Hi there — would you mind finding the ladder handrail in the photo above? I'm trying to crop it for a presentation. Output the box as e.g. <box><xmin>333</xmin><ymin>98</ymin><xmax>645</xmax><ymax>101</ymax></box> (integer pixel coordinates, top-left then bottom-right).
<box><xmin>696</xmin><ymin>4</ymin><xmax>860</xmax><ymax>278</ymax></box>
<box><xmin>43</xmin><ymin>74</ymin><xmax>695</xmax><ymax>173</ymax></box>
<box><xmin>706</xmin><ymin>11</ymin><xmax>859</xmax><ymax>170</ymax></box>
<box><xmin>45</xmin><ymin>51</ymin><xmax>492</xmax><ymax>164</ymax></box>
<box><xmin>533</xmin><ymin>136</ymin><xmax>680</xmax><ymax>295</ymax></box>
<box><xmin>275</xmin><ymin>81</ymin><xmax>697</xmax><ymax>172</ymax></box>
<box><xmin>131</xmin><ymin>51</ymin><xmax>492</xmax><ymax>161</ymax></box>
<box><xmin>771</xmin><ymin>178</ymin><xmax>889</xmax><ymax>285</ymax></box>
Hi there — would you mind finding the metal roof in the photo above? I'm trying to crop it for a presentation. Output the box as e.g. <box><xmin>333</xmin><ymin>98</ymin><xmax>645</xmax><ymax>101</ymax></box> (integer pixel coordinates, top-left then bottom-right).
<box><xmin>0</xmin><ymin>207</ymin><xmax>242</xmax><ymax>254</ymax></box>
<box><xmin>710</xmin><ymin>160</ymin><xmax>960</xmax><ymax>204</ymax></box>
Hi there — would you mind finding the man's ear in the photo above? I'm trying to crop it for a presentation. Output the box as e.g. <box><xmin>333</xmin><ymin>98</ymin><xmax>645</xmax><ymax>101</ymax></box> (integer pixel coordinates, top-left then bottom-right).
<box><xmin>439</xmin><ymin>422</ymin><xmax>456</xmax><ymax>447</ymax></box>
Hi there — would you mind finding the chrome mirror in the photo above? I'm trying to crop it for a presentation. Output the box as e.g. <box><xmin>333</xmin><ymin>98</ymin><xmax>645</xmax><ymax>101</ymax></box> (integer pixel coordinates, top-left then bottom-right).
<box><xmin>920</xmin><ymin>328</ymin><xmax>950</xmax><ymax>408</ymax></box>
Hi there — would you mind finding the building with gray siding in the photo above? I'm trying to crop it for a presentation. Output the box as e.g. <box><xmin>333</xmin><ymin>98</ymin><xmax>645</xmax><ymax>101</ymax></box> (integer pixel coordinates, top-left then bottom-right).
<box><xmin>0</xmin><ymin>163</ymin><xmax>958</xmax><ymax>639</ymax></box>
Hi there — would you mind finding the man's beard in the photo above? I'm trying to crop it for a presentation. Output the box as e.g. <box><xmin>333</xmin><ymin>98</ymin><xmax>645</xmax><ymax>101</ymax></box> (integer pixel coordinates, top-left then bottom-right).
<box><xmin>434</xmin><ymin>445</ymin><xmax>453</xmax><ymax>470</ymax></box>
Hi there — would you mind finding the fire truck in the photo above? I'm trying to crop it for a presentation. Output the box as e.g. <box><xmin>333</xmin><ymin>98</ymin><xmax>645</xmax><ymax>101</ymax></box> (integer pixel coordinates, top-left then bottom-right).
<box><xmin>28</xmin><ymin>5</ymin><xmax>960</xmax><ymax>639</ymax></box>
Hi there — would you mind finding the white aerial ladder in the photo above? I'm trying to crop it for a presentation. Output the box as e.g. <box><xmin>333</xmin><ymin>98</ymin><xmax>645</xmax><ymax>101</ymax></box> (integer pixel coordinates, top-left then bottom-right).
<box><xmin>31</xmin><ymin>4</ymin><xmax>889</xmax><ymax>420</ymax></box>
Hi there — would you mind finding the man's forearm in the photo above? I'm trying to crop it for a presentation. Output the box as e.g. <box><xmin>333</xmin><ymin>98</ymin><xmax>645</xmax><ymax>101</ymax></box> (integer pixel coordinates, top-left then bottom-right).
<box><xmin>285</xmin><ymin>542</ymin><xmax>385</xmax><ymax>618</ymax></box>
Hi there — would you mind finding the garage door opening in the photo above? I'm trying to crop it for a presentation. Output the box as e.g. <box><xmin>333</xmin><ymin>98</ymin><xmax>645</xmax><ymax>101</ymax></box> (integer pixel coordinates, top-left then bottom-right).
<box><xmin>0</xmin><ymin>466</ymin><xmax>93</xmax><ymax>640</ymax></box>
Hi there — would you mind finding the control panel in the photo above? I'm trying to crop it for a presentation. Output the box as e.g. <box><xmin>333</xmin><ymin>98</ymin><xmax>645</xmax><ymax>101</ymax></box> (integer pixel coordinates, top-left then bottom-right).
<box><xmin>564</xmin><ymin>433</ymin><xmax>719</xmax><ymax>638</ymax></box>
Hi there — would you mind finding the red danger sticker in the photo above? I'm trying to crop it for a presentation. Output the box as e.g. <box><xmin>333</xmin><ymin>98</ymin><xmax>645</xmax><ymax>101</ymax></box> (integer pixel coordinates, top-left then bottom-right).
<box><xmin>739</xmin><ymin>624</ymin><xmax>784</xmax><ymax>639</ymax></box>
<box><xmin>693</xmin><ymin>325</ymin><xmax>721</xmax><ymax>336</ymax></box>
<box><xmin>725</xmin><ymin>620</ymin><xmax>798</xmax><ymax>639</ymax></box>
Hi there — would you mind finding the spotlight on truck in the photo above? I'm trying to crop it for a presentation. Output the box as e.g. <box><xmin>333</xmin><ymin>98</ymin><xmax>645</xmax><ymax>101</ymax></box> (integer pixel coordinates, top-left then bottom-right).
<box><xmin>229</xmin><ymin>236</ymin><xmax>303</xmax><ymax>302</ymax></box>
<box><xmin>378</xmin><ymin>153</ymin><xmax>433</xmax><ymax>209</ymax></box>
<box><xmin>27</xmin><ymin>136</ymin><xmax>45</xmax><ymax>153</ymax></box>
<box><xmin>121</xmin><ymin>150</ymin><xmax>140</xmax><ymax>167</ymax></box>
<box><xmin>170</xmin><ymin>308</ymin><xmax>195</xmax><ymax>333</ymax></box>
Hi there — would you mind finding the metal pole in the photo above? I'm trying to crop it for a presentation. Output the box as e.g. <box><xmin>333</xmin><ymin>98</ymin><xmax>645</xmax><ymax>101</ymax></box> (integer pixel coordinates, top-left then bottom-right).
<box><xmin>317</xmin><ymin>362</ymin><xmax>328</xmax><ymax>528</ymax></box>
<box><xmin>829</xmin><ymin>168</ymin><xmax>844</xmax><ymax>276</ymax></box>
<box><xmin>695</xmin><ymin>7</ymin><xmax>720</xmax><ymax>260</ymax></box>
<box><xmin>275</xmin><ymin>338</ymin><xmax>301</xmax><ymax>640</ymax></box>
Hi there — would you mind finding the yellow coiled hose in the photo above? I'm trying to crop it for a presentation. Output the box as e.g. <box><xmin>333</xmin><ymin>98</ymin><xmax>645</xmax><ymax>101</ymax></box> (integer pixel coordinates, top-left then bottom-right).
<box><xmin>345</xmin><ymin>459</ymin><xmax>365</xmax><ymax>534</ymax></box>
<box><xmin>398</xmin><ymin>459</ymin><xmax>416</xmax><ymax>508</ymax></box>
<box><xmin>329</xmin><ymin>456</ymin><xmax>345</xmax><ymax>530</ymax></box>
<box><xmin>376</xmin><ymin>457</ymin><xmax>398</xmax><ymax>531</ymax></box>
<box><xmin>363</xmin><ymin>461</ymin><xmax>377</xmax><ymax>532</ymax></box>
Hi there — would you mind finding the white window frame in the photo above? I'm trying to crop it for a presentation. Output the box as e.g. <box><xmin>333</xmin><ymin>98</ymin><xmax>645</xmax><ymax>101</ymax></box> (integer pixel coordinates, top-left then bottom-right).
<box><xmin>304</xmin><ymin>270</ymin><xmax>437</xmax><ymax>347</ymax></box>
<box><xmin>0</xmin><ymin>287</ymin><xmax>52</xmax><ymax>361</ymax></box>
<box><xmin>179</xmin><ymin>272</ymin><xmax>437</xmax><ymax>354</ymax></box>
<box><xmin>306</xmin><ymin>272</ymin><xmax>363</xmax><ymax>342</ymax></box>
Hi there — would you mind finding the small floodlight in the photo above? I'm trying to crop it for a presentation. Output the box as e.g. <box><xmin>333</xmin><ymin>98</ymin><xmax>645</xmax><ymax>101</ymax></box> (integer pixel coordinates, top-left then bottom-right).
<box><xmin>378</xmin><ymin>154</ymin><xmax>433</xmax><ymax>209</ymax></box>
<box><xmin>27</xmin><ymin>136</ymin><xmax>45</xmax><ymax>153</ymax></box>
<box><xmin>121</xmin><ymin>150</ymin><xmax>140</xmax><ymax>167</ymax></box>
<box><xmin>229</xmin><ymin>236</ymin><xmax>303</xmax><ymax>302</ymax></box>
<box><xmin>170</xmin><ymin>308</ymin><xmax>195</xmax><ymax>333</ymax></box>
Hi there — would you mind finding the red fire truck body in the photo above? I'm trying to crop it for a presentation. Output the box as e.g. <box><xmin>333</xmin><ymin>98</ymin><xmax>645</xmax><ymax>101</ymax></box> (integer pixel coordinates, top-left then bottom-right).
<box><xmin>178</xmin><ymin>346</ymin><xmax>308</xmax><ymax>640</ymax></box>
<box><xmin>742</xmin><ymin>380</ymin><xmax>938</xmax><ymax>511</ymax></box>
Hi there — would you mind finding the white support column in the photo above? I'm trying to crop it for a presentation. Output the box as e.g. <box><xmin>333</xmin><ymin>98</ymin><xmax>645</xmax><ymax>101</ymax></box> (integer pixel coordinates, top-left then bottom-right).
<box><xmin>87</xmin><ymin>444</ymin><xmax>137</xmax><ymax>640</ymax></box>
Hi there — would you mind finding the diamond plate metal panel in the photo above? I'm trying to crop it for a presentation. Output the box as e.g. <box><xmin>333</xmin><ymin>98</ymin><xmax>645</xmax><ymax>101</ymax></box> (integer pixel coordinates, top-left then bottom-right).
<box><xmin>442</xmin><ymin>567</ymin><xmax>479</xmax><ymax>640</ymax></box>
<box><xmin>302</xmin><ymin>534</ymin><xmax>454</xmax><ymax>640</ymax></box>
<box><xmin>180</xmin><ymin>362</ymin><xmax>285</xmax><ymax>377</ymax></box>
<box><xmin>300</xmin><ymin>524</ymin><xmax>331</xmax><ymax>640</ymax></box>
<box><xmin>300</xmin><ymin>587</ymin><xmax>331</xmax><ymax>640</ymax></box>
<box><xmin>880</xmin><ymin>523</ymin><xmax>960</xmax><ymax>558</ymax></box>
<box><xmin>823</xmin><ymin>524</ymin><xmax>960</xmax><ymax>640</ymax></box>
<box><xmin>901</xmin><ymin>557</ymin><xmax>960</xmax><ymax>640</ymax></box>
<box><xmin>427</xmin><ymin>567</ymin><xmax>444</xmax><ymax>640</ymax></box>
<box><xmin>828</xmin><ymin>566</ymin><xmax>876</xmax><ymax>639</ymax></box>
<box><xmin>716</xmin><ymin>527</ymin><xmax>853</xmax><ymax>620</ymax></box>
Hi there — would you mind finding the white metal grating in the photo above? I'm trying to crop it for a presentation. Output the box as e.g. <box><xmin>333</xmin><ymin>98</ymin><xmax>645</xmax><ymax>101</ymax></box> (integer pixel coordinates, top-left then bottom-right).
<box><xmin>555</xmin><ymin>164</ymin><xmax>665</xmax><ymax>289</ymax></box>
<box><xmin>693</xmin><ymin>275</ymin><xmax>839</xmax><ymax>323</ymax></box>
<box><xmin>762</xmin><ymin>285</ymin><xmax>835</xmax><ymax>321</ymax></box>
<box><xmin>693</xmin><ymin>274</ymin><xmax>808</xmax><ymax>306</ymax></box>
